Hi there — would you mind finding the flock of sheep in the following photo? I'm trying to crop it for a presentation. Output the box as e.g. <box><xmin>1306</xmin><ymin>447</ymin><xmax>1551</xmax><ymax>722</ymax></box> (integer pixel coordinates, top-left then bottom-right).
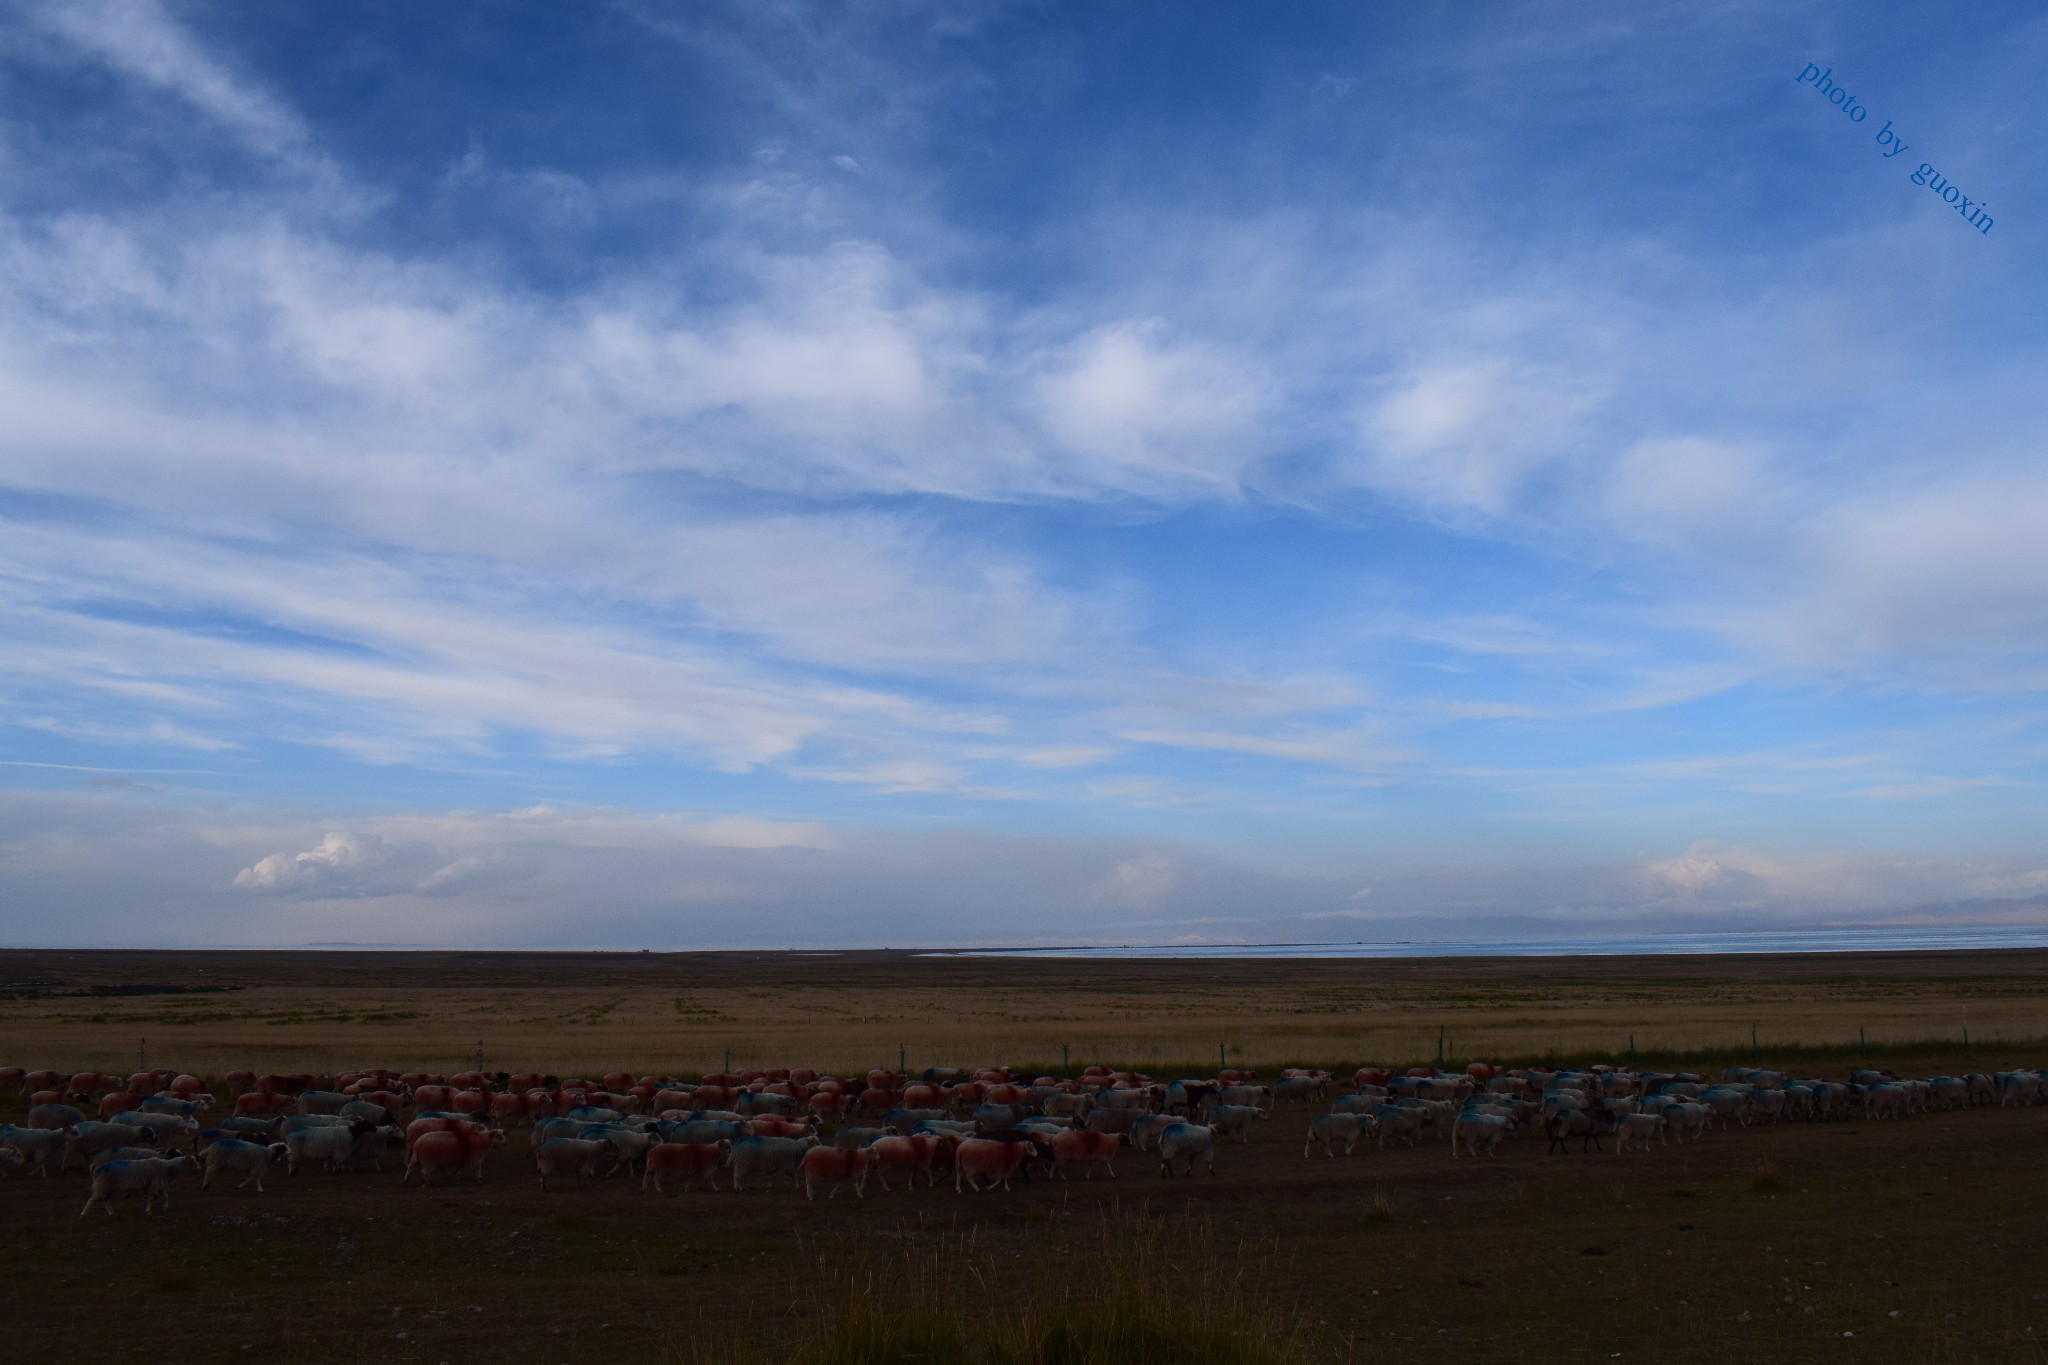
<box><xmin>1</xmin><ymin>1058</ymin><xmax>2034</xmax><ymax>1215</ymax></box>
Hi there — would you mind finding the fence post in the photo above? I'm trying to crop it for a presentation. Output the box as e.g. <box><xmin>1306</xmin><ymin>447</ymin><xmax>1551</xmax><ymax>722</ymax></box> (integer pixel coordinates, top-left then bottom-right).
<box><xmin>899</xmin><ymin>1043</ymin><xmax>906</xmax><ymax>1076</ymax></box>
<box><xmin>1436</xmin><ymin>1028</ymin><xmax>1445</xmax><ymax>1069</ymax></box>
<box><xmin>1219</xmin><ymin>1042</ymin><xmax>1227</xmax><ymax>1074</ymax></box>
<box><xmin>138</xmin><ymin>1037</ymin><xmax>146</xmax><ymax>1074</ymax></box>
<box><xmin>1628</xmin><ymin>1033</ymin><xmax>1636</xmax><ymax>1065</ymax></box>
<box><xmin>477</xmin><ymin>1040</ymin><xmax>484</xmax><ymax>1073</ymax></box>
<box><xmin>1063</xmin><ymin>1043</ymin><xmax>1070</xmax><ymax>1079</ymax></box>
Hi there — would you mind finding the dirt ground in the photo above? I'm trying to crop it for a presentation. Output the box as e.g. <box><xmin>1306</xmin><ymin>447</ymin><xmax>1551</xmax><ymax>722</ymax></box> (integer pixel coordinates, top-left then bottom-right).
<box><xmin>4</xmin><ymin>948</ymin><xmax>2048</xmax><ymax>1362</ymax></box>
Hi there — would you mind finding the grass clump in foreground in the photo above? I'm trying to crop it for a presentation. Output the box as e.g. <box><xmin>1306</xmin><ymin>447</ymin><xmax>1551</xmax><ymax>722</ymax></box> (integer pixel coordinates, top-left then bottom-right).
<box><xmin>691</xmin><ymin>1208</ymin><xmax>1310</xmax><ymax>1365</ymax></box>
<box><xmin>815</xmin><ymin>1289</ymin><xmax>1290</xmax><ymax>1365</ymax></box>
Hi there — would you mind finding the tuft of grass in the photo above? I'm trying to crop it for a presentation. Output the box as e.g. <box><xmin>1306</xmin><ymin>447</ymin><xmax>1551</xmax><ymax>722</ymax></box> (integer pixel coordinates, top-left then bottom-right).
<box><xmin>1361</xmin><ymin>1193</ymin><xmax>1393</xmax><ymax>1225</ymax></box>
<box><xmin>677</xmin><ymin>1209</ymin><xmax>1308</xmax><ymax>1365</ymax></box>
<box><xmin>1022</xmin><ymin>1312</ymin><xmax>1287</xmax><ymax>1365</ymax></box>
<box><xmin>798</xmin><ymin>1292</ymin><xmax>976</xmax><ymax>1365</ymax></box>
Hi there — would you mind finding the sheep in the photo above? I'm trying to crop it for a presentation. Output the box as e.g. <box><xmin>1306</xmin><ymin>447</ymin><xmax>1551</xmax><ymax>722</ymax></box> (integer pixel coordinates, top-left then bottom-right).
<box><xmin>1450</xmin><ymin>1112</ymin><xmax>1510</xmax><ymax>1158</ymax></box>
<box><xmin>1303</xmin><ymin>1113</ymin><xmax>1363</xmax><ymax>1158</ymax></box>
<box><xmin>1157</xmin><ymin>1122</ymin><xmax>1215</xmax><ymax>1177</ymax></box>
<box><xmin>80</xmin><ymin>1155</ymin><xmax>191</xmax><ymax>1218</ymax></box>
<box><xmin>1207</xmin><ymin>1104</ymin><xmax>1262</xmax><ymax>1144</ymax></box>
<box><xmin>1612</xmin><ymin>1112</ymin><xmax>1664</xmax><ymax>1153</ymax></box>
<box><xmin>0</xmin><ymin>1125</ymin><xmax>66</xmax><ymax>1176</ymax></box>
<box><xmin>201</xmin><ymin>1139</ymin><xmax>291</xmax><ymax>1192</ymax></box>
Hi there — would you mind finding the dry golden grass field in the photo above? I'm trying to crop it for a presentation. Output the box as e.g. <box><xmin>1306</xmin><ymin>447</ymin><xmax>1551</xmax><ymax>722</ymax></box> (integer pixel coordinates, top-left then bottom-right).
<box><xmin>5</xmin><ymin>945</ymin><xmax>2045</xmax><ymax>1077</ymax></box>
<box><xmin>5</xmin><ymin>947</ymin><xmax>2048</xmax><ymax>1364</ymax></box>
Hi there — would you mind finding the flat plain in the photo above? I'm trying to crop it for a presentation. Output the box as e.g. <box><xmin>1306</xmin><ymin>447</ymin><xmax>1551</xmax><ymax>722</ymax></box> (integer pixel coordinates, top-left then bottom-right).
<box><xmin>4</xmin><ymin>947</ymin><xmax>2048</xmax><ymax>1362</ymax></box>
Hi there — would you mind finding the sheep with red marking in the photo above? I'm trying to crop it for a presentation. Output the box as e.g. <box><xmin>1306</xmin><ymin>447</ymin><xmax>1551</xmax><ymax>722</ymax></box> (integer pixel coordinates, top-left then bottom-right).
<box><xmin>864</xmin><ymin>1134</ymin><xmax>941</xmax><ymax>1190</ymax></box>
<box><xmin>748</xmin><ymin>1116</ymin><xmax>812</xmax><ymax>1138</ymax></box>
<box><xmin>801</xmin><ymin>1144</ymin><xmax>871</xmax><ymax>1199</ymax></box>
<box><xmin>486</xmin><ymin>1093</ymin><xmax>529</xmax><ymax>1127</ymax></box>
<box><xmin>852</xmin><ymin>1087</ymin><xmax>899</xmax><ymax>1117</ymax></box>
<box><xmin>412</xmin><ymin>1084</ymin><xmax>456</xmax><ymax>1112</ymax></box>
<box><xmin>1050</xmin><ymin>1129</ymin><xmax>1123</xmax><ymax>1180</ymax></box>
<box><xmin>642</xmin><ymin>1141</ymin><xmax>727</xmax><ymax>1194</ymax></box>
<box><xmin>404</xmin><ymin>1125</ymin><xmax>503</xmax><ymax>1184</ymax></box>
<box><xmin>403</xmin><ymin>1114</ymin><xmax>482</xmax><ymax>1151</ymax></box>
<box><xmin>449</xmin><ymin>1090</ymin><xmax>493</xmax><ymax>1119</ymax></box>
<box><xmin>70</xmin><ymin>1072</ymin><xmax>122</xmax><ymax>1099</ymax></box>
<box><xmin>954</xmin><ymin>1137</ymin><xmax>1030</xmax><ymax>1193</ymax></box>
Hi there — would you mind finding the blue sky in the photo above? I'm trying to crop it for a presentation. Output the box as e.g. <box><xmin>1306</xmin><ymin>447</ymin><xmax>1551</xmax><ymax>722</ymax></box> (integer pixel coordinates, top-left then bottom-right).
<box><xmin>3</xmin><ymin>0</ymin><xmax>2047</xmax><ymax>947</ymax></box>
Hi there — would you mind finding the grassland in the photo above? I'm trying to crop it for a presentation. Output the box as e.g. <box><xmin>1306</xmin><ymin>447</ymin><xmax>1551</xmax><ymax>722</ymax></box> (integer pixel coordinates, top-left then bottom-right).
<box><xmin>4</xmin><ymin>945</ymin><xmax>2044</xmax><ymax>1077</ymax></box>
<box><xmin>4</xmin><ymin>947</ymin><xmax>2048</xmax><ymax>1363</ymax></box>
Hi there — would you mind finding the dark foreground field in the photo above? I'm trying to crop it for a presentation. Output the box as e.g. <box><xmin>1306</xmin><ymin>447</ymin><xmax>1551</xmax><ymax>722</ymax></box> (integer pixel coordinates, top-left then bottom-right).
<box><xmin>4</xmin><ymin>948</ymin><xmax>2048</xmax><ymax>1363</ymax></box>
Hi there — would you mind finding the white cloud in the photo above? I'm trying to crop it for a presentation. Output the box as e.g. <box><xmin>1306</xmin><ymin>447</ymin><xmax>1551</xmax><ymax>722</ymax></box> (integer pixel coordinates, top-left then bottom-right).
<box><xmin>29</xmin><ymin>0</ymin><xmax>309</xmax><ymax>159</ymax></box>
<box><xmin>1087</xmin><ymin>853</ymin><xmax>1180</xmax><ymax>909</ymax></box>
<box><xmin>234</xmin><ymin>831</ymin><xmax>381</xmax><ymax>896</ymax></box>
<box><xmin>1645</xmin><ymin>840</ymin><xmax>1777</xmax><ymax>895</ymax></box>
<box><xmin>1605</xmin><ymin>437</ymin><xmax>1778</xmax><ymax>551</ymax></box>
<box><xmin>1851</xmin><ymin>776</ymin><xmax>2021</xmax><ymax>802</ymax></box>
<box><xmin>1119</xmin><ymin>725</ymin><xmax>1400</xmax><ymax>773</ymax></box>
<box><xmin>983</xmin><ymin>744</ymin><xmax>1117</xmax><ymax>770</ymax></box>
<box><xmin>1358</xmin><ymin>357</ymin><xmax>1605</xmax><ymax>517</ymax></box>
<box><xmin>1035</xmin><ymin>320</ymin><xmax>1268</xmax><ymax>493</ymax></box>
<box><xmin>1779</xmin><ymin>476</ymin><xmax>2048</xmax><ymax>670</ymax></box>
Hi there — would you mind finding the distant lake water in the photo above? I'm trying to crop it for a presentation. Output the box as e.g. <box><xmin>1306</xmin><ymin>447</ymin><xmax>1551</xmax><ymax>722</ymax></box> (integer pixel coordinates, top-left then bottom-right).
<box><xmin>937</xmin><ymin>926</ymin><xmax>2048</xmax><ymax>959</ymax></box>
